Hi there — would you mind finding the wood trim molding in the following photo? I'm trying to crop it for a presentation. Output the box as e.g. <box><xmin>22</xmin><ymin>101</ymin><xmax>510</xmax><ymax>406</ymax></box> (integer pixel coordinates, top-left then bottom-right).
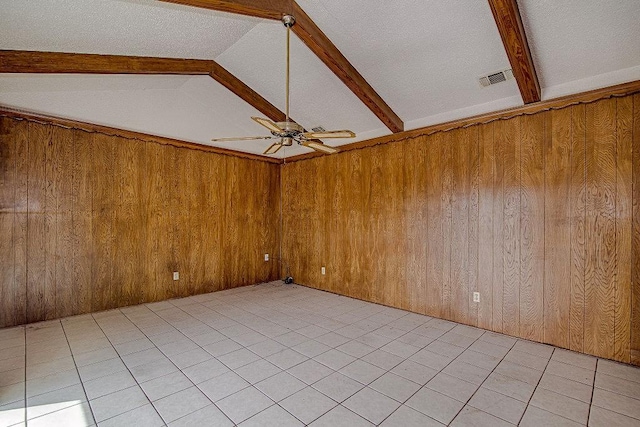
<box><xmin>488</xmin><ymin>0</ymin><xmax>541</xmax><ymax>104</ymax></box>
<box><xmin>0</xmin><ymin>106</ymin><xmax>283</xmax><ymax>164</ymax></box>
<box><xmin>286</xmin><ymin>79</ymin><xmax>640</xmax><ymax>162</ymax></box>
<box><xmin>157</xmin><ymin>0</ymin><xmax>404</xmax><ymax>133</ymax></box>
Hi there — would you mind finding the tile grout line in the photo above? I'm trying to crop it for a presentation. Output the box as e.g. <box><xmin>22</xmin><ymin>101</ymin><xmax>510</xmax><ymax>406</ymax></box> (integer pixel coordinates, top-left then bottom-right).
<box><xmin>89</xmin><ymin>312</ymin><xmax>165</xmax><ymax>426</ymax></box>
<box><xmin>59</xmin><ymin>319</ymin><xmax>99</xmax><ymax>426</ymax></box>
<box><xmin>379</xmin><ymin>330</ymin><xmax>517</xmax><ymax>426</ymax></box>
<box><xmin>515</xmin><ymin>346</ymin><xmax>556</xmax><ymax>425</ymax></box>
<box><xmin>115</xmin><ymin>306</ymin><xmax>238</xmax><ymax>427</ymax></box>
<box><xmin>586</xmin><ymin>358</ymin><xmax>598</xmax><ymax>425</ymax></box>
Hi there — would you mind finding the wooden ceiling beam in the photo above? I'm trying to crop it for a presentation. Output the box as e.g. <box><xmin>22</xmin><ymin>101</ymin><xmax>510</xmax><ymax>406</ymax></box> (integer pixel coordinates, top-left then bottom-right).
<box><xmin>488</xmin><ymin>0</ymin><xmax>541</xmax><ymax>104</ymax></box>
<box><xmin>0</xmin><ymin>49</ymin><xmax>286</xmax><ymax>122</ymax></box>
<box><xmin>158</xmin><ymin>0</ymin><xmax>404</xmax><ymax>133</ymax></box>
<box><xmin>0</xmin><ymin>50</ymin><xmax>213</xmax><ymax>75</ymax></box>
<box><xmin>289</xmin><ymin>2</ymin><xmax>403</xmax><ymax>132</ymax></box>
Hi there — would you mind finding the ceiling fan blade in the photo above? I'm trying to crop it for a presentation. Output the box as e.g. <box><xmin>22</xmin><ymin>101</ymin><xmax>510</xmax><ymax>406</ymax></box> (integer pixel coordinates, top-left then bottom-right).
<box><xmin>211</xmin><ymin>136</ymin><xmax>274</xmax><ymax>142</ymax></box>
<box><xmin>301</xmin><ymin>130</ymin><xmax>355</xmax><ymax>139</ymax></box>
<box><xmin>302</xmin><ymin>141</ymin><xmax>339</xmax><ymax>154</ymax></box>
<box><xmin>263</xmin><ymin>142</ymin><xmax>283</xmax><ymax>155</ymax></box>
<box><xmin>252</xmin><ymin>117</ymin><xmax>284</xmax><ymax>133</ymax></box>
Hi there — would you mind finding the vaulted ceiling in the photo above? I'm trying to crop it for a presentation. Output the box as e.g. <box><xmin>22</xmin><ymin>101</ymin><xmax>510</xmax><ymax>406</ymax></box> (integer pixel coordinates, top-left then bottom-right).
<box><xmin>1</xmin><ymin>0</ymin><xmax>639</xmax><ymax>158</ymax></box>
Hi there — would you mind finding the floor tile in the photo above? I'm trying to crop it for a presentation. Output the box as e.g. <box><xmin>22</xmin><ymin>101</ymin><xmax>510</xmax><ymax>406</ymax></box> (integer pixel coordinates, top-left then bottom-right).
<box><xmin>409</xmin><ymin>349</ymin><xmax>452</xmax><ymax>371</ymax></box>
<box><xmin>380</xmin><ymin>405</ymin><xmax>444</xmax><ymax>426</ymax></box>
<box><xmin>287</xmin><ymin>359</ymin><xmax>334</xmax><ymax>385</ymax></box>
<box><xmin>167</xmin><ymin>347</ymin><xmax>211</xmax><ymax>369</ymax></box>
<box><xmin>595</xmin><ymin>372</ymin><xmax>640</xmax><ymax>399</ymax></box>
<box><xmin>28</xmin><ymin>401</ymin><xmax>94</xmax><ymax>427</ymax></box>
<box><xmin>235</xmin><ymin>359</ymin><xmax>281</xmax><ymax>384</ymax></box>
<box><xmin>482</xmin><ymin>372</ymin><xmax>535</xmax><ymax>402</ymax></box>
<box><xmin>450</xmin><ymin>405</ymin><xmax>514</xmax><ymax>427</ymax></box>
<box><xmin>493</xmin><ymin>360</ymin><xmax>543</xmax><ymax>386</ymax></box>
<box><xmin>308</xmin><ymin>405</ymin><xmax>374</xmax><ymax>427</ymax></box>
<box><xmin>588</xmin><ymin>405</ymin><xmax>640</xmax><ymax>427</ymax></box>
<box><xmin>246</xmin><ymin>339</ymin><xmax>287</xmax><ymax>358</ymax></box>
<box><xmin>293</xmin><ymin>340</ymin><xmax>332</xmax><ymax>358</ymax></box>
<box><xmin>78</xmin><ymin>358</ymin><xmax>126</xmax><ymax>382</ymax></box>
<box><xmin>98</xmin><ymin>403</ymin><xmax>163</xmax><ymax>427</ymax></box>
<box><xmin>197</xmin><ymin>371</ymin><xmax>250</xmax><ymax>402</ymax></box>
<box><xmin>0</xmin><ymin>399</ymin><xmax>26</xmax><ymax>427</ymax></box>
<box><xmin>551</xmin><ymin>348</ymin><xmax>597</xmax><ymax>370</ymax></box>
<box><xmin>239</xmin><ymin>404</ymin><xmax>303</xmax><ymax>427</ymax></box>
<box><xmin>343</xmin><ymin>387</ymin><xmax>400</xmax><ymax>424</ymax></box>
<box><xmin>426</xmin><ymin>373</ymin><xmax>479</xmax><ymax>402</ymax></box>
<box><xmin>370</xmin><ymin>372</ymin><xmax>421</xmax><ymax>403</ymax></box>
<box><xmin>537</xmin><ymin>372</ymin><xmax>593</xmax><ymax>403</ymax></box>
<box><xmin>129</xmin><ymin>357</ymin><xmax>178</xmax><ymax>383</ymax></box>
<box><xmin>442</xmin><ymin>359</ymin><xmax>491</xmax><ymax>385</ymax></box>
<box><xmin>153</xmin><ymin>386</ymin><xmax>211</xmax><ymax>424</ymax></box>
<box><xmin>339</xmin><ymin>360</ymin><xmax>385</xmax><ymax>385</ymax></box>
<box><xmin>0</xmin><ymin>382</ymin><xmax>24</xmax><ymax>406</ymax></box>
<box><xmin>314</xmin><ymin>349</ymin><xmax>356</xmax><ymax>370</ymax></box>
<box><xmin>391</xmin><ymin>360</ymin><xmax>438</xmax><ymax>385</ymax></box>
<box><xmin>26</xmin><ymin>368</ymin><xmax>81</xmax><ymax>398</ymax></box>
<box><xmin>456</xmin><ymin>349</ymin><xmax>502</xmax><ymax>371</ymax></box>
<box><xmin>266</xmin><ymin>348</ymin><xmax>308</xmax><ymax>370</ymax></box>
<box><xmin>202</xmin><ymin>338</ymin><xmax>243</xmax><ymax>357</ymax></box>
<box><xmin>256</xmin><ymin>371</ymin><xmax>306</xmax><ymax>402</ymax></box>
<box><xmin>592</xmin><ymin>387</ymin><xmax>640</xmax><ymax>420</ymax></box>
<box><xmin>5</xmin><ymin>282</ymin><xmax>640</xmax><ymax>427</ymax></box>
<box><xmin>89</xmin><ymin>385</ymin><xmax>149</xmax><ymax>423</ymax></box>
<box><xmin>312</xmin><ymin>372</ymin><xmax>364</xmax><ymax>402</ymax></box>
<box><xmin>216</xmin><ymin>386</ymin><xmax>274</xmax><ymax>424</ymax></box>
<box><xmin>467</xmin><ymin>387</ymin><xmax>526</xmax><ymax>424</ymax></box>
<box><xmin>597</xmin><ymin>359</ymin><xmax>640</xmax><ymax>384</ymax></box>
<box><xmin>406</xmin><ymin>387</ymin><xmax>465</xmax><ymax>425</ymax></box>
<box><xmin>280</xmin><ymin>387</ymin><xmax>337</xmax><ymax>424</ymax></box>
<box><xmin>26</xmin><ymin>384</ymin><xmax>87</xmax><ymax>420</ymax></box>
<box><xmin>181</xmin><ymin>358</ymin><xmax>229</xmax><ymax>384</ymax></box>
<box><xmin>167</xmin><ymin>404</ymin><xmax>233</xmax><ymax>427</ymax></box>
<box><xmin>520</xmin><ymin>405</ymin><xmax>582</xmax><ymax>427</ymax></box>
<box><xmin>217</xmin><ymin>348</ymin><xmax>260</xmax><ymax>370</ymax></box>
<box><xmin>502</xmin><ymin>349</ymin><xmax>549</xmax><ymax>371</ymax></box>
<box><xmin>83</xmin><ymin>370</ymin><xmax>137</xmax><ymax>400</ymax></box>
<box><xmin>140</xmin><ymin>371</ymin><xmax>193</xmax><ymax>401</ymax></box>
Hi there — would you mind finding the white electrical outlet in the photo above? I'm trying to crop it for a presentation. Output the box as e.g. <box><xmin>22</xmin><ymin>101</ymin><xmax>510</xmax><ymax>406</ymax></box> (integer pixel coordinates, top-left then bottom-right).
<box><xmin>173</xmin><ymin>271</ymin><xmax>179</xmax><ymax>281</ymax></box>
<box><xmin>473</xmin><ymin>292</ymin><xmax>480</xmax><ymax>303</ymax></box>
<box><xmin>264</xmin><ymin>253</ymin><xmax>269</xmax><ymax>262</ymax></box>
<box><xmin>321</xmin><ymin>266</ymin><xmax>326</xmax><ymax>275</ymax></box>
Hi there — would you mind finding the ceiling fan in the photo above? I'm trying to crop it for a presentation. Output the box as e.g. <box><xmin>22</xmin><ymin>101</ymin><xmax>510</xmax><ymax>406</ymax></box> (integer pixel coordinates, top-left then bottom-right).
<box><xmin>211</xmin><ymin>15</ymin><xmax>356</xmax><ymax>155</ymax></box>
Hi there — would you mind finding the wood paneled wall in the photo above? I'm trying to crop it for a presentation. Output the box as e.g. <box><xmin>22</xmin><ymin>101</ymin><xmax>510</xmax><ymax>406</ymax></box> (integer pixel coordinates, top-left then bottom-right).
<box><xmin>282</xmin><ymin>94</ymin><xmax>640</xmax><ymax>365</ymax></box>
<box><xmin>0</xmin><ymin>117</ymin><xmax>280</xmax><ymax>328</ymax></box>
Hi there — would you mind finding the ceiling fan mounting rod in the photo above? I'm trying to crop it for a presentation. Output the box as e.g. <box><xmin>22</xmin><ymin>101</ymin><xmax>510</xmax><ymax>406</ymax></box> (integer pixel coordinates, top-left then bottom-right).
<box><xmin>282</xmin><ymin>15</ymin><xmax>295</xmax><ymax>124</ymax></box>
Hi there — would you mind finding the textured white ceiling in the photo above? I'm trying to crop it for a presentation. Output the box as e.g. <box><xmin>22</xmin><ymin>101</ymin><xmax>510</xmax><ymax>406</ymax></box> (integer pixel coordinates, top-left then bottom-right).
<box><xmin>298</xmin><ymin>0</ymin><xmax>523</xmax><ymax>130</ymax></box>
<box><xmin>519</xmin><ymin>0</ymin><xmax>640</xmax><ymax>99</ymax></box>
<box><xmin>0</xmin><ymin>0</ymin><xmax>639</xmax><ymax>157</ymax></box>
<box><xmin>0</xmin><ymin>0</ymin><xmax>257</xmax><ymax>59</ymax></box>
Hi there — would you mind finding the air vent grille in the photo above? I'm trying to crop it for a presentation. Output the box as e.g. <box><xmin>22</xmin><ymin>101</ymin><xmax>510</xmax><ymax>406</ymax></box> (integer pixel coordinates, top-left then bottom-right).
<box><xmin>479</xmin><ymin>69</ymin><xmax>514</xmax><ymax>87</ymax></box>
<box><xmin>311</xmin><ymin>126</ymin><xmax>326</xmax><ymax>132</ymax></box>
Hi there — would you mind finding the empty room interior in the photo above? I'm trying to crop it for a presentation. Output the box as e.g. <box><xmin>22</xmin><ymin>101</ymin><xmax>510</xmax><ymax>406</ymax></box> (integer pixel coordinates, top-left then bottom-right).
<box><xmin>2</xmin><ymin>0</ymin><xmax>640</xmax><ymax>426</ymax></box>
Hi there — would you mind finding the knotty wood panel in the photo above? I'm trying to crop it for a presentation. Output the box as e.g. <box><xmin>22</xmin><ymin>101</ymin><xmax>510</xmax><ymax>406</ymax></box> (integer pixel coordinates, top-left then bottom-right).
<box><xmin>0</xmin><ymin>117</ymin><xmax>280</xmax><ymax>327</ymax></box>
<box><xmin>282</xmin><ymin>93</ymin><xmax>640</xmax><ymax>366</ymax></box>
<box><xmin>632</xmin><ymin>94</ymin><xmax>640</xmax><ymax>365</ymax></box>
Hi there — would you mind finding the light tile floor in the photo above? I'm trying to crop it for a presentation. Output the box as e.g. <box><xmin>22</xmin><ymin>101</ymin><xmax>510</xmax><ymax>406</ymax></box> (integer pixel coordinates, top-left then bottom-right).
<box><xmin>1</xmin><ymin>281</ymin><xmax>640</xmax><ymax>426</ymax></box>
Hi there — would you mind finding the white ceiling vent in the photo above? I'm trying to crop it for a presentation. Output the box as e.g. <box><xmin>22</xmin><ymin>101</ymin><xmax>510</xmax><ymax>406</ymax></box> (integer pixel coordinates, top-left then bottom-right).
<box><xmin>479</xmin><ymin>69</ymin><xmax>514</xmax><ymax>87</ymax></box>
<box><xmin>311</xmin><ymin>126</ymin><xmax>326</xmax><ymax>132</ymax></box>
